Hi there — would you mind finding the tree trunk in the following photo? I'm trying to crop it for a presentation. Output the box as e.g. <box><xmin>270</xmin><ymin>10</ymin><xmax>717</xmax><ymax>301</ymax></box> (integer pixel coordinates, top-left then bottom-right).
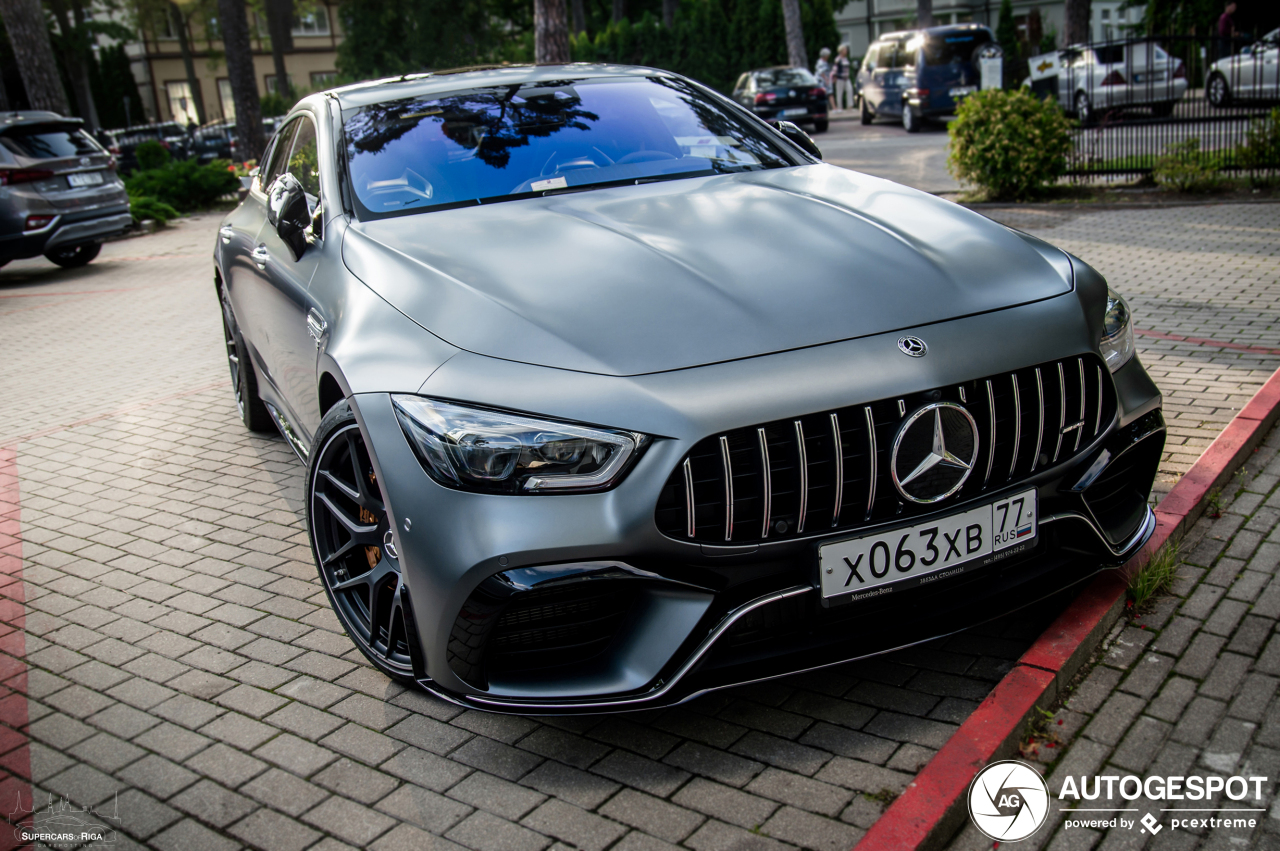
<box><xmin>571</xmin><ymin>0</ymin><xmax>585</xmax><ymax>34</ymax></box>
<box><xmin>1065</xmin><ymin>0</ymin><xmax>1090</xmax><ymax>45</ymax></box>
<box><xmin>47</xmin><ymin>0</ymin><xmax>100</xmax><ymax>128</ymax></box>
<box><xmin>916</xmin><ymin>0</ymin><xmax>932</xmax><ymax>29</ymax></box>
<box><xmin>169</xmin><ymin>3</ymin><xmax>206</xmax><ymax>124</ymax></box>
<box><xmin>68</xmin><ymin>0</ymin><xmax>100</xmax><ymax>128</ymax></box>
<box><xmin>0</xmin><ymin>0</ymin><xmax>69</xmax><ymax>114</ymax></box>
<box><xmin>781</xmin><ymin>0</ymin><xmax>806</xmax><ymax>69</ymax></box>
<box><xmin>265</xmin><ymin>0</ymin><xmax>293</xmax><ymax>99</ymax></box>
<box><xmin>217</xmin><ymin>0</ymin><xmax>265</xmax><ymax>162</ymax></box>
<box><xmin>535</xmin><ymin>0</ymin><xmax>570</xmax><ymax>63</ymax></box>
<box><xmin>662</xmin><ymin>0</ymin><xmax>676</xmax><ymax>27</ymax></box>
<box><xmin>0</xmin><ymin>74</ymin><xmax>8</xmax><ymax>112</ymax></box>
<box><xmin>611</xmin><ymin>0</ymin><xmax>624</xmax><ymax>24</ymax></box>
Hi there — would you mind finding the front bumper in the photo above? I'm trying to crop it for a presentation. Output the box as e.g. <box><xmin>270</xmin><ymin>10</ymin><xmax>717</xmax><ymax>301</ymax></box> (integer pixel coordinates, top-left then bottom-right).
<box><xmin>348</xmin><ymin>297</ymin><xmax>1164</xmax><ymax>712</ymax></box>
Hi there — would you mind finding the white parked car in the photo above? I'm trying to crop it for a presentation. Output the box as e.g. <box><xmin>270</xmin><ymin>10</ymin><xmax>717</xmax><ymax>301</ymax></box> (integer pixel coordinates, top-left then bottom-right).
<box><xmin>1035</xmin><ymin>41</ymin><xmax>1188</xmax><ymax>125</ymax></box>
<box><xmin>1206</xmin><ymin>28</ymin><xmax>1279</xmax><ymax>108</ymax></box>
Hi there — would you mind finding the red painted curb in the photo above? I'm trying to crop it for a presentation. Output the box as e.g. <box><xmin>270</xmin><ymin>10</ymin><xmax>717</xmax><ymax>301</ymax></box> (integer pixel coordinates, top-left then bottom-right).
<box><xmin>855</xmin><ymin>366</ymin><xmax>1280</xmax><ymax>851</ymax></box>
<box><xmin>0</xmin><ymin>448</ymin><xmax>30</xmax><ymax>850</ymax></box>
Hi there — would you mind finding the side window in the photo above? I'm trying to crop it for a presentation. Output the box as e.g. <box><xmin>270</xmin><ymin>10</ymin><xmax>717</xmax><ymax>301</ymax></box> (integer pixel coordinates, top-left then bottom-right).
<box><xmin>865</xmin><ymin>47</ymin><xmax>878</xmax><ymax>70</ymax></box>
<box><xmin>286</xmin><ymin>116</ymin><xmax>320</xmax><ymax>199</ymax></box>
<box><xmin>733</xmin><ymin>73</ymin><xmax>749</xmax><ymax>93</ymax></box>
<box><xmin>261</xmin><ymin>118</ymin><xmax>298</xmax><ymax>189</ymax></box>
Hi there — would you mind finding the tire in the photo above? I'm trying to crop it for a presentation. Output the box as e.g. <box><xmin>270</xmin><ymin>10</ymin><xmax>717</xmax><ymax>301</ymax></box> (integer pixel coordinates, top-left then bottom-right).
<box><xmin>44</xmin><ymin>242</ymin><xmax>101</xmax><ymax>268</ymax></box>
<box><xmin>1206</xmin><ymin>73</ymin><xmax>1232</xmax><ymax>108</ymax></box>
<box><xmin>307</xmin><ymin>402</ymin><xmax>418</xmax><ymax>685</ymax></box>
<box><xmin>903</xmin><ymin>105</ymin><xmax>920</xmax><ymax>133</ymax></box>
<box><xmin>220</xmin><ymin>287</ymin><xmax>274</xmax><ymax>433</ymax></box>
<box><xmin>813</xmin><ymin>118</ymin><xmax>829</xmax><ymax>133</ymax></box>
<box><xmin>1075</xmin><ymin>91</ymin><xmax>1094</xmax><ymax>127</ymax></box>
<box><xmin>1151</xmin><ymin>100</ymin><xmax>1176</xmax><ymax>118</ymax></box>
<box><xmin>860</xmin><ymin>98</ymin><xmax>873</xmax><ymax>125</ymax></box>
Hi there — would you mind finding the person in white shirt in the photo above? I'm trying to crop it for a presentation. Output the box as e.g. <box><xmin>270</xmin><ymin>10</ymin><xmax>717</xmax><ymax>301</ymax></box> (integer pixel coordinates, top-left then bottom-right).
<box><xmin>832</xmin><ymin>44</ymin><xmax>854</xmax><ymax>112</ymax></box>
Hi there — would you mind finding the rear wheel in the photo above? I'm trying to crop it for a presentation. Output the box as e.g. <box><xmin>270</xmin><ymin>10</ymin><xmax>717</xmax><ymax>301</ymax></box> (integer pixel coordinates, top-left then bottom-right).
<box><xmin>813</xmin><ymin>118</ymin><xmax>829</xmax><ymax>133</ymax></box>
<box><xmin>1206</xmin><ymin>73</ymin><xmax>1232</xmax><ymax>108</ymax></box>
<box><xmin>860</xmin><ymin>98</ymin><xmax>873</xmax><ymax>125</ymax></box>
<box><xmin>903</xmin><ymin>105</ymin><xmax>921</xmax><ymax>133</ymax></box>
<box><xmin>308</xmin><ymin>403</ymin><xmax>417</xmax><ymax>685</ymax></box>
<box><xmin>220</xmin><ymin>288</ymin><xmax>274</xmax><ymax>433</ymax></box>
<box><xmin>45</xmin><ymin>242</ymin><xmax>101</xmax><ymax>268</ymax></box>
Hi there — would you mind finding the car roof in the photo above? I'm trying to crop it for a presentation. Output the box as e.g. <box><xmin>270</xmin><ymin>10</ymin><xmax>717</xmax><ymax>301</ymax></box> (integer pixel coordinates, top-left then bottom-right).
<box><xmin>327</xmin><ymin>63</ymin><xmax>676</xmax><ymax>110</ymax></box>
<box><xmin>0</xmin><ymin>111</ymin><xmax>84</xmax><ymax>130</ymax></box>
<box><xmin>874</xmin><ymin>23</ymin><xmax>992</xmax><ymax>44</ymax></box>
<box><xmin>749</xmin><ymin>66</ymin><xmax>812</xmax><ymax>74</ymax></box>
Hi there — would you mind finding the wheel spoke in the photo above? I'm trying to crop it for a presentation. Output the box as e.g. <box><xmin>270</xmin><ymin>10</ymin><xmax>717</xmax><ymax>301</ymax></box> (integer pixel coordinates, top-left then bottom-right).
<box><xmin>344</xmin><ymin>431</ymin><xmax>383</xmax><ymax>510</ymax></box>
<box><xmin>319</xmin><ymin>468</ymin><xmax>363</xmax><ymax>504</ymax></box>
<box><xmin>315</xmin><ymin>491</ymin><xmax>379</xmax><ymax>538</ymax></box>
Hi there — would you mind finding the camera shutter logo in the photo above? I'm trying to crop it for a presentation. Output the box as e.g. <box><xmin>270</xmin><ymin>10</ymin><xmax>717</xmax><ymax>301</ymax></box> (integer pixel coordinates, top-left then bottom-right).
<box><xmin>968</xmin><ymin>760</ymin><xmax>1050</xmax><ymax>842</ymax></box>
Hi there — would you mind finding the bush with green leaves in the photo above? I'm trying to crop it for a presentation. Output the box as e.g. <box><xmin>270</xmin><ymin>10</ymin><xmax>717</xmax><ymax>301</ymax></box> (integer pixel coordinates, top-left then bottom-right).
<box><xmin>135</xmin><ymin>140</ymin><xmax>171</xmax><ymax>171</ymax></box>
<box><xmin>1152</xmin><ymin>138</ymin><xmax>1219</xmax><ymax>192</ymax></box>
<box><xmin>947</xmin><ymin>88</ymin><xmax>1073</xmax><ymax>200</ymax></box>
<box><xmin>1237</xmin><ymin>106</ymin><xmax>1280</xmax><ymax>183</ymax></box>
<box><xmin>124</xmin><ymin>158</ymin><xmax>240</xmax><ymax>212</ymax></box>
<box><xmin>127</xmin><ymin>190</ymin><xmax>179</xmax><ymax>225</ymax></box>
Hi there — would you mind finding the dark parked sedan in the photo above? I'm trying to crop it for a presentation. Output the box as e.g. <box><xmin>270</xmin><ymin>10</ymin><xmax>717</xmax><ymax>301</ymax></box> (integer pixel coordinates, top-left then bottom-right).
<box><xmin>0</xmin><ymin>112</ymin><xmax>131</xmax><ymax>268</ymax></box>
<box><xmin>733</xmin><ymin>66</ymin><xmax>830</xmax><ymax>132</ymax></box>
<box><xmin>215</xmin><ymin>64</ymin><xmax>1162</xmax><ymax>713</ymax></box>
<box><xmin>107</xmin><ymin>121</ymin><xmax>193</xmax><ymax>172</ymax></box>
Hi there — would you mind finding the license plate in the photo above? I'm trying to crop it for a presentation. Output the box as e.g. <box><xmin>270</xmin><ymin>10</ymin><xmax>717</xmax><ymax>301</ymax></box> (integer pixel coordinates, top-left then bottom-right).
<box><xmin>1133</xmin><ymin>73</ymin><xmax>1165</xmax><ymax>83</ymax></box>
<box><xmin>67</xmin><ymin>171</ymin><xmax>104</xmax><ymax>187</ymax></box>
<box><xmin>819</xmin><ymin>489</ymin><xmax>1038</xmax><ymax>602</ymax></box>
<box><xmin>781</xmin><ymin>107</ymin><xmax>808</xmax><ymax>117</ymax></box>
<box><xmin>949</xmin><ymin>86</ymin><xmax>977</xmax><ymax>98</ymax></box>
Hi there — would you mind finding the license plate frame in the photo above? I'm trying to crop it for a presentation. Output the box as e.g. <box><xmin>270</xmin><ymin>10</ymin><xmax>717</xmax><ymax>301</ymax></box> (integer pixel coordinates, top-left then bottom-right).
<box><xmin>67</xmin><ymin>171</ymin><xmax>104</xmax><ymax>187</ymax></box>
<box><xmin>781</xmin><ymin>107</ymin><xmax>809</xmax><ymax>117</ymax></box>
<box><xmin>949</xmin><ymin>86</ymin><xmax>977</xmax><ymax>98</ymax></box>
<box><xmin>818</xmin><ymin>489</ymin><xmax>1038</xmax><ymax>604</ymax></box>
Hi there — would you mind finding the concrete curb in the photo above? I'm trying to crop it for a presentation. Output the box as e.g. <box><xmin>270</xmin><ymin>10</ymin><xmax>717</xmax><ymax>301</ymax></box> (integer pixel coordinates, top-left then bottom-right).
<box><xmin>855</xmin><ymin>365</ymin><xmax>1280</xmax><ymax>851</ymax></box>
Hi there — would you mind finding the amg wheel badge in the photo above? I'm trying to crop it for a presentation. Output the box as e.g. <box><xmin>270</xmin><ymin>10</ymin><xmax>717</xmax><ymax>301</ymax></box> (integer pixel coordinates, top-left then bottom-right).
<box><xmin>891</xmin><ymin>402</ymin><xmax>980</xmax><ymax>503</ymax></box>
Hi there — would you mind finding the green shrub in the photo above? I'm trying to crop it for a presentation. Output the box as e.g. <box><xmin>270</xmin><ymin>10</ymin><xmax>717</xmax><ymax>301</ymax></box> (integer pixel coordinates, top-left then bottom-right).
<box><xmin>948</xmin><ymin>88</ymin><xmax>1073</xmax><ymax>200</ymax></box>
<box><xmin>135</xmin><ymin>140</ymin><xmax>171</xmax><ymax>171</ymax></box>
<box><xmin>127</xmin><ymin>190</ymin><xmax>179</xmax><ymax>225</ymax></box>
<box><xmin>1237</xmin><ymin>106</ymin><xmax>1280</xmax><ymax>184</ymax></box>
<box><xmin>124</xmin><ymin>158</ymin><xmax>240</xmax><ymax>212</ymax></box>
<box><xmin>1152</xmin><ymin>138</ymin><xmax>1219</xmax><ymax>192</ymax></box>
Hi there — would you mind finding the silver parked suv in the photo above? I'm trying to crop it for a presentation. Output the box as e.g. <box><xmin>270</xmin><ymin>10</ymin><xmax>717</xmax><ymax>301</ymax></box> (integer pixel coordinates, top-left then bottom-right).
<box><xmin>0</xmin><ymin>112</ymin><xmax>132</xmax><ymax>269</ymax></box>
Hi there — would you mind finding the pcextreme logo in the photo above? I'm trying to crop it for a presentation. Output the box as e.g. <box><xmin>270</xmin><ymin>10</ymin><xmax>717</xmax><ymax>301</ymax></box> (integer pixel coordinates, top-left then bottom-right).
<box><xmin>968</xmin><ymin>760</ymin><xmax>1051</xmax><ymax>842</ymax></box>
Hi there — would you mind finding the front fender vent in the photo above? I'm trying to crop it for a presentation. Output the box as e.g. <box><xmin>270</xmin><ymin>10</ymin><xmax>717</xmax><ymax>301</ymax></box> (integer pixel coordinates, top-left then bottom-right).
<box><xmin>655</xmin><ymin>355</ymin><xmax>1116</xmax><ymax>545</ymax></box>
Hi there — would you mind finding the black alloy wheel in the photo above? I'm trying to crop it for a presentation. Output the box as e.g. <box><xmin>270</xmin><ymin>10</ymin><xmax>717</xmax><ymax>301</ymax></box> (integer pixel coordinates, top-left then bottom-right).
<box><xmin>308</xmin><ymin>405</ymin><xmax>416</xmax><ymax>683</ymax></box>
<box><xmin>1206</xmin><ymin>73</ymin><xmax>1232</xmax><ymax>108</ymax></box>
<box><xmin>220</xmin><ymin>289</ymin><xmax>273</xmax><ymax>432</ymax></box>
<box><xmin>860</xmin><ymin>98</ymin><xmax>873</xmax><ymax>125</ymax></box>
<box><xmin>45</xmin><ymin>242</ymin><xmax>101</xmax><ymax>268</ymax></box>
<box><xmin>903</xmin><ymin>105</ymin><xmax>920</xmax><ymax>133</ymax></box>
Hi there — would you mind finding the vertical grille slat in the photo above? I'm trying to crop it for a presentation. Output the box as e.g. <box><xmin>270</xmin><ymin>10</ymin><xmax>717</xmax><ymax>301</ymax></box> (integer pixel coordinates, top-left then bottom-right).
<box><xmin>655</xmin><ymin>354</ymin><xmax>1117</xmax><ymax>545</ymax></box>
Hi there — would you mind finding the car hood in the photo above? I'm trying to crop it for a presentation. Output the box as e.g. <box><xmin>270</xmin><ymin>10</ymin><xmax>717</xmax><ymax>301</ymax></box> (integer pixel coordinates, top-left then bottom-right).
<box><xmin>341</xmin><ymin>163</ymin><xmax>1073</xmax><ymax>377</ymax></box>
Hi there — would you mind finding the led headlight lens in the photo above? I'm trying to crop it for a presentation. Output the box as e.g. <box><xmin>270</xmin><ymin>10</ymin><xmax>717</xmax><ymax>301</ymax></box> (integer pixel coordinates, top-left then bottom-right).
<box><xmin>392</xmin><ymin>396</ymin><xmax>646</xmax><ymax>494</ymax></box>
<box><xmin>1100</xmin><ymin>288</ymin><xmax>1135</xmax><ymax>373</ymax></box>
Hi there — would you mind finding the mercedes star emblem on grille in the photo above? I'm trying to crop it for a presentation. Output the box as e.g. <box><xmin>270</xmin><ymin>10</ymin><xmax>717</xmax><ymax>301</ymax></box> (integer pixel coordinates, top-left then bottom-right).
<box><xmin>898</xmin><ymin>336</ymin><xmax>928</xmax><ymax>357</ymax></box>
<box><xmin>891</xmin><ymin>402</ymin><xmax>980</xmax><ymax>503</ymax></box>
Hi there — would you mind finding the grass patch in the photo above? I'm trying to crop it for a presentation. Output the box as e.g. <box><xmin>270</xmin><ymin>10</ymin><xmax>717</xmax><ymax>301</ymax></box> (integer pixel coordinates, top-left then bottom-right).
<box><xmin>1128</xmin><ymin>541</ymin><xmax>1180</xmax><ymax>609</ymax></box>
<box><xmin>863</xmin><ymin>788</ymin><xmax>898</xmax><ymax>806</ymax></box>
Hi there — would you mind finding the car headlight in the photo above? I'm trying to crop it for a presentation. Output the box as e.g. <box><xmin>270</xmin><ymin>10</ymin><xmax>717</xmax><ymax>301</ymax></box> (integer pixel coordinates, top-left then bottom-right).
<box><xmin>1100</xmin><ymin>287</ymin><xmax>1135</xmax><ymax>373</ymax></box>
<box><xmin>391</xmin><ymin>395</ymin><xmax>647</xmax><ymax>494</ymax></box>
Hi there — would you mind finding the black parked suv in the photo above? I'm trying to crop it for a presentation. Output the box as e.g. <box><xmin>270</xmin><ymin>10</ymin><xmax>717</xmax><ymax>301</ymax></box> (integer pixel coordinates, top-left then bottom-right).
<box><xmin>107</xmin><ymin>121</ymin><xmax>193</xmax><ymax>172</ymax></box>
<box><xmin>0</xmin><ymin>112</ymin><xmax>131</xmax><ymax>268</ymax></box>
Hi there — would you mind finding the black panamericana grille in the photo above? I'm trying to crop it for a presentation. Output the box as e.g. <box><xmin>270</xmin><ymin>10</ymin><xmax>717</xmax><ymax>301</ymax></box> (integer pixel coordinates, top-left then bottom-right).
<box><xmin>655</xmin><ymin>355</ymin><xmax>1117</xmax><ymax>545</ymax></box>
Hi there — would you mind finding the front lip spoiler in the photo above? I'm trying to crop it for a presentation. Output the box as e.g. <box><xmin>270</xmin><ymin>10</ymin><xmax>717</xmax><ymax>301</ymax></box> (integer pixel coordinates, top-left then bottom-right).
<box><xmin>420</xmin><ymin>504</ymin><xmax>1157</xmax><ymax>713</ymax></box>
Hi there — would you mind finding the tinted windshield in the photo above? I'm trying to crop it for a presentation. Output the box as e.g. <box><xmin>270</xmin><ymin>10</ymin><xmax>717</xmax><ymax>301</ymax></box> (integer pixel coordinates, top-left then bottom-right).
<box><xmin>0</xmin><ymin>126</ymin><xmax>100</xmax><ymax>159</ymax></box>
<box><xmin>754</xmin><ymin>68</ymin><xmax>818</xmax><ymax>88</ymax></box>
<box><xmin>922</xmin><ymin>31</ymin><xmax>992</xmax><ymax>65</ymax></box>
<box><xmin>343</xmin><ymin>75</ymin><xmax>795</xmax><ymax>218</ymax></box>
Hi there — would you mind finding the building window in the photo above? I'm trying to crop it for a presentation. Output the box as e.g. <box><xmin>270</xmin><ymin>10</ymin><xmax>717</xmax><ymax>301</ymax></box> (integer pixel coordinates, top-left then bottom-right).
<box><xmin>292</xmin><ymin>6</ymin><xmax>330</xmax><ymax>35</ymax></box>
<box><xmin>265</xmin><ymin>75</ymin><xmax>295</xmax><ymax>95</ymax></box>
<box><xmin>218</xmin><ymin>79</ymin><xmax>236</xmax><ymax>122</ymax></box>
<box><xmin>166</xmin><ymin>81</ymin><xmax>200</xmax><ymax>126</ymax></box>
<box><xmin>310</xmin><ymin>71</ymin><xmax>337</xmax><ymax>89</ymax></box>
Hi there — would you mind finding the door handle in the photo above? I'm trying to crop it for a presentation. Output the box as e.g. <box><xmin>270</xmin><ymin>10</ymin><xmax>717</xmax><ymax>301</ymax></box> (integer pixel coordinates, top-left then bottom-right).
<box><xmin>219</xmin><ymin>225</ymin><xmax>234</xmax><ymax>244</ymax></box>
<box><xmin>250</xmin><ymin>245</ymin><xmax>270</xmax><ymax>269</ymax></box>
<box><xmin>306</xmin><ymin>309</ymin><xmax>327</xmax><ymax>346</ymax></box>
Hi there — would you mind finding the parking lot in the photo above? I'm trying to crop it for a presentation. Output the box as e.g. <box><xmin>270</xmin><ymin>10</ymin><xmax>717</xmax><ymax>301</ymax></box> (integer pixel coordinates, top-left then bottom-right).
<box><xmin>1</xmin><ymin>202</ymin><xmax>1278</xmax><ymax>850</ymax></box>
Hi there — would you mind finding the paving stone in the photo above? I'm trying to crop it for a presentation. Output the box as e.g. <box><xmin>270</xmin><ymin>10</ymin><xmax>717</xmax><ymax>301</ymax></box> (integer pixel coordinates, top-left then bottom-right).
<box><xmin>452</xmin><ymin>736</ymin><xmax>544</xmax><ymax>782</ymax></box>
<box><xmin>1200</xmin><ymin>652</ymin><xmax>1253</xmax><ymax>700</ymax></box>
<box><xmin>1110</xmin><ymin>716</ymin><xmax>1172</xmax><ymax>774</ymax></box>
<box><xmin>240</xmin><ymin>768</ymin><xmax>329</xmax><ymax>817</ymax></box>
<box><xmin>1149</xmin><ymin>678</ymin><xmax>1200</xmax><ymax>724</ymax></box>
<box><xmin>304</xmin><ymin>794</ymin><xmax>398</xmax><ymax>847</ymax></box>
<box><xmin>598</xmin><ymin>788</ymin><xmax>706</xmax><ymax>842</ymax></box>
<box><xmin>376</xmin><ymin>783</ymin><xmax>474</xmax><ymax>833</ymax></box>
<box><xmin>1172</xmin><ymin>697</ymin><xmax>1229</xmax><ymax>747</ymax></box>
<box><xmin>314</xmin><ymin>757</ymin><xmax>399</xmax><ymax>805</ymax></box>
<box><xmin>229</xmin><ymin>806</ymin><xmax>323</xmax><ymax>851</ymax></box>
<box><xmin>684</xmin><ymin>818</ymin><xmax>790</xmax><ymax>851</ymax></box>
<box><xmin>449</xmin><ymin>770</ymin><xmax>546</xmax><ymax>821</ymax></box>
<box><xmin>663</xmin><ymin>741</ymin><xmax>765</xmax><ymax>788</ymax></box>
<box><xmin>150</xmin><ymin>818</ymin><xmax>240</xmax><ymax>851</ymax></box>
<box><xmin>254</xmin><ymin>732</ymin><xmax>338</xmax><ymax>777</ymax></box>
<box><xmin>759</xmin><ymin>805</ymin><xmax>863</xmax><ymax>851</ymax></box>
<box><xmin>744</xmin><ymin>766</ymin><xmax>852</xmax><ymax>817</ymax></box>
<box><xmin>446</xmin><ymin>810</ymin><xmax>552</xmax><ymax>851</ymax></box>
<box><xmin>593</xmin><ymin>750</ymin><xmax>691</xmax><ymax>798</ymax></box>
<box><xmin>522</xmin><ymin>799</ymin><xmax>628</xmax><ymax>851</ymax></box>
<box><xmin>169</xmin><ymin>779</ymin><xmax>257</xmax><ymax>828</ymax></box>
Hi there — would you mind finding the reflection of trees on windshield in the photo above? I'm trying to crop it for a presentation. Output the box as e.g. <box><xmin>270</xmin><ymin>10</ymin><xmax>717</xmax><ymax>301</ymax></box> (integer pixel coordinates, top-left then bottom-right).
<box><xmin>651</xmin><ymin>78</ymin><xmax>787</xmax><ymax>171</ymax></box>
<box><xmin>346</xmin><ymin>83</ymin><xmax>600</xmax><ymax>170</ymax></box>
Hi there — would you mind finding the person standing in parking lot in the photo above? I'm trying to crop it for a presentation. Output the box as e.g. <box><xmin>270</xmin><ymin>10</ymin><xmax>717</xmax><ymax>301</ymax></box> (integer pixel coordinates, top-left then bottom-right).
<box><xmin>832</xmin><ymin>44</ymin><xmax>854</xmax><ymax>112</ymax></box>
<box><xmin>815</xmin><ymin>48</ymin><xmax>834</xmax><ymax>110</ymax></box>
<box><xmin>1216</xmin><ymin>1</ymin><xmax>1237</xmax><ymax>61</ymax></box>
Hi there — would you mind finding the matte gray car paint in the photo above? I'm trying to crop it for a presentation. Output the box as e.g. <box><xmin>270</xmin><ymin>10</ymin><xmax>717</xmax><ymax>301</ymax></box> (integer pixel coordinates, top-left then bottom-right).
<box><xmin>215</xmin><ymin>67</ymin><xmax>1163</xmax><ymax>707</ymax></box>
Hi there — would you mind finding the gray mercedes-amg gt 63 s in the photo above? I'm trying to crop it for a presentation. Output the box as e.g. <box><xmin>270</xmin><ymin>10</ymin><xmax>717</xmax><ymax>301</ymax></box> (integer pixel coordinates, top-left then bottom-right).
<box><xmin>214</xmin><ymin>64</ymin><xmax>1163</xmax><ymax>713</ymax></box>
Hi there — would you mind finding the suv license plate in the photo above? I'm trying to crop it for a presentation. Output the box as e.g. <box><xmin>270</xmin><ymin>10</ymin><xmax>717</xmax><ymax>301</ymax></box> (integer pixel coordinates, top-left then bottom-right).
<box><xmin>782</xmin><ymin>107</ymin><xmax>808</xmax><ymax>117</ymax></box>
<box><xmin>949</xmin><ymin>86</ymin><xmax>976</xmax><ymax>98</ymax></box>
<box><xmin>818</xmin><ymin>489</ymin><xmax>1037</xmax><ymax>602</ymax></box>
<box><xmin>68</xmin><ymin>171</ymin><xmax>104</xmax><ymax>187</ymax></box>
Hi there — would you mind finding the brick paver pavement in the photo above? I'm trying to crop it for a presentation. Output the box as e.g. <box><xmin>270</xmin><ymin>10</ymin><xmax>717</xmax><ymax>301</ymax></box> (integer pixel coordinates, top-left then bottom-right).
<box><xmin>946</xmin><ymin>423</ymin><xmax>1280</xmax><ymax>851</ymax></box>
<box><xmin>0</xmin><ymin>202</ymin><xmax>1275</xmax><ymax>851</ymax></box>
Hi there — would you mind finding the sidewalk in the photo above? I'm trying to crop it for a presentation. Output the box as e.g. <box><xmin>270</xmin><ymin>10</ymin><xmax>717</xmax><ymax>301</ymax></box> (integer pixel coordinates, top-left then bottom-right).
<box><xmin>946</xmin><ymin>421</ymin><xmax>1280</xmax><ymax>850</ymax></box>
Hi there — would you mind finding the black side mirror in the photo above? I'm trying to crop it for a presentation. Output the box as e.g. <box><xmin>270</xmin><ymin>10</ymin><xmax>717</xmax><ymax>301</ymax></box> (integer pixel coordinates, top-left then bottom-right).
<box><xmin>770</xmin><ymin>120</ymin><xmax>822</xmax><ymax>160</ymax></box>
<box><xmin>266</xmin><ymin>173</ymin><xmax>310</xmax><ymax>260</ymax></box>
